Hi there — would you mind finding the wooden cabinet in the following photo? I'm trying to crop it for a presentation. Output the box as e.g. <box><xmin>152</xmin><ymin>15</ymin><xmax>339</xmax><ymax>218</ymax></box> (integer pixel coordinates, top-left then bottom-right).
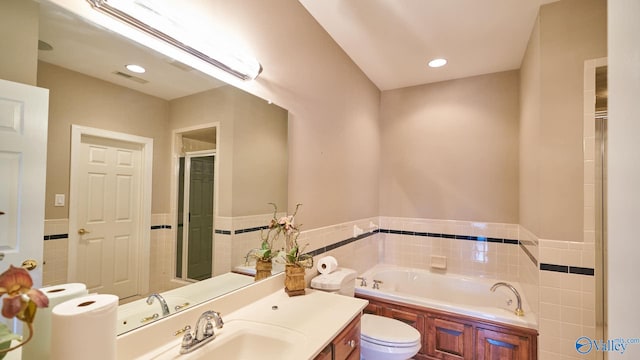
<box><xmin>357</xmin><ymin>294</ymin><xmax>537</xmax><ymax>360</ymax></box>
<box><xmin>364</xmin><ymin>297</ymin><xmax>429</xmax><ymax>359</ymax></box>
<box><xmin>426</xmin><ymin>316</ymin><xmax>473</xmax><ymax>359</ymax></box>
<box><xmin>314</xmin><ymin>315</ymin><xmax>361</xmax><ymax>360</ymax></box>
<box><xmin>476</xmin><ymin>328</ymin><xmax>531</xmax><ymax>360</ymax></box>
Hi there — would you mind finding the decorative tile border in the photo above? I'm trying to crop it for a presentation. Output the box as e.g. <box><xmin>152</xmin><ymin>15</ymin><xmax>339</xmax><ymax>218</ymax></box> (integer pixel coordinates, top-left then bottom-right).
<box><xmin>377</xmin><ymin>228</ymin><xmax>520</xmax><ymax>245</ymax></box>
<box><xmin>234</xmin><ymin>225</ymin><xmax>268</xmax><ymax>234</ymax></box>
<box><xmin>43</xmin><ymin>233</ymin><xmax>68</xmax><ymax>241</ymax></box>
<box><xmin>45</xmin><ymin>224</ymin><xmax>173</xmax><ymax>240</ymax></box>
<box><xmin>151</xmin><ymin>225</ymin><xmax>172</xmax><ymax>230</ymax></box>
<box><xmin>304</xmin><ymin>231</ymin><xmax>375</xmax><ymax>257</ymax></box>
<box><xmin>540</xmin><ymin>262</ymin><xmax>595</xmax><ymax>276</ymax></box>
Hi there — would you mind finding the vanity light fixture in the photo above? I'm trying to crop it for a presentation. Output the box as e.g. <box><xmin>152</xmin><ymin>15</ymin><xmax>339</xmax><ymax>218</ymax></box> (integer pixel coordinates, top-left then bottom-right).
<box><xmin>125</xmin><ymin>64</ymin><xmax>146</xmax><ymax>74</ymax></box>
<box><xmin>428</xmin><ymin>58</ymin><xmax>448</xmax><ymax>68</ymax></box>
<box><xmin>86</xmin><ymin>0</ymin><xmax>263</xmax><ymax>81</ymax></box>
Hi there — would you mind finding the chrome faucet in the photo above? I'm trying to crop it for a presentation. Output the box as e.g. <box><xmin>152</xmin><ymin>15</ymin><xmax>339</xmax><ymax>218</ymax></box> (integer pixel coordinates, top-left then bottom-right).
<box><xmin>179</xmin><ymin>310</ymin><xmax>224</xmax><ymax>354</ymax></box>
<box><xmin>244</xmin><ymin>248</ymin><xmax>260</xmax><ymax>265</ymax></box>
<box><xmin>490</xmin><ymin>282</ymin><xmax>524</xmax><ymax>316</ymax></box>
<box><xmin>372</xmin><ymin>279</ymin><xmax>383</xmax><ymax>290</ymax></box>
<box><xmin>146</xmin><ymin>293</ymin><xmax>170</xmax><ymax>316</ymax></box>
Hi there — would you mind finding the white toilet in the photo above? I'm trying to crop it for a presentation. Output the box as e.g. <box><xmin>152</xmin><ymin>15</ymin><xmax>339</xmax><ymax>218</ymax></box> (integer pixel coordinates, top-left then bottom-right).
<box><xmin>311</xmin><ymin>268</ymin><xmax>421</xmax><ymax>360</ymax></box>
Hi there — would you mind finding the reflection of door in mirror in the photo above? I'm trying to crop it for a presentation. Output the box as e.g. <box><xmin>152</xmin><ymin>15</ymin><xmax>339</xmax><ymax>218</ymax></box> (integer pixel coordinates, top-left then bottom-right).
<box><xmin>174</xmin><ymin>127</ymin><xmax>217</xmax><ymax>282</ymax></box>
<box><xmin>68</xmin><ymin>126</ymin><xmax>153</xmax><ymax>300</ymax></box>
<box><xmin>177</xmin><ymin>154</ymin><xmax>215</xmax><ymax>281</ymax></box>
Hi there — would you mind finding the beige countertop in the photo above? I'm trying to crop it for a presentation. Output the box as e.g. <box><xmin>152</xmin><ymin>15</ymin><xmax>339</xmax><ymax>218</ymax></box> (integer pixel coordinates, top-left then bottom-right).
<box><xmin>135</xmin><ymin>288</ymin><xmax>368</xmax><ymax>359</ymax></box>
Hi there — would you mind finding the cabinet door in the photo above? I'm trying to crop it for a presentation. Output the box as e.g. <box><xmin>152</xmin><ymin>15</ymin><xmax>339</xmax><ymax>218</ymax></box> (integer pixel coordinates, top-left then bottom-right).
<box><xmin>426</xmin><ymin>316</ymin><xmax>473</xmax><ymax>360</ymax></box>
<box><xmin>334</xmin><ymin>317</ymin><xmax>361</xmax><ymax>360</ymax></box>
<box><xmin>382</xmin><ymin>307</ymin><xmax>428</xmax><ymax>359</ymax></box>
<box><xmin>313</xmin><ymin>344</ymin><xmax>332</xmax><ymax>360</ymax></box>
<box><xmin>476</xmin><ymin>328</ymin><xmax>530</xmax><ymax>360</ymax></box>
<box><xmin>363</xmin><ymin>302</ymin><xmax>382</xmax><ymax>315</ymax></box>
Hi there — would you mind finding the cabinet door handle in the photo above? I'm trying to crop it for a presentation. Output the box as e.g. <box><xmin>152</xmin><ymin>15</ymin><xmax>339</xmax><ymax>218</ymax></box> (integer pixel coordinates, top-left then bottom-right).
<box><xmin>345</xmin><ymin>339</ymin><xmax>356</xmax><ymax>348</ymax></box>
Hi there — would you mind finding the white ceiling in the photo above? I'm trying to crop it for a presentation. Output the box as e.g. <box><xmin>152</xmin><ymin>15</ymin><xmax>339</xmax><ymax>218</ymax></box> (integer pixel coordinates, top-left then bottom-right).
<box><xmin>38</xmin><ymin>2</ymin><xmax>226</xmax><ymax>100</ymax></box>
<box><xmin>299</xmin><ymin>0</ymin><xmax>559</xmax><ymax>91</ymax></box>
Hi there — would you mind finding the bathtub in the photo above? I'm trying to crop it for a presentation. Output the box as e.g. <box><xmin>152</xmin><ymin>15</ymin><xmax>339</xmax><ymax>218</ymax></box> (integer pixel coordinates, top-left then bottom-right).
<box><xmin>355</xmin><ymin>264</ymin><xmax>537</xmax><ymax>329</ymax></box>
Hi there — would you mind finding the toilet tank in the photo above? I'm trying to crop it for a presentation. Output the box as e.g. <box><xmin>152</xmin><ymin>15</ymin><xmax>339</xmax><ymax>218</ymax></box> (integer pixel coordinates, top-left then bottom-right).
<box><xmin>310</xmin><ymin>268</ymin><xmax>357</xmax><ymax>297</ymax></box>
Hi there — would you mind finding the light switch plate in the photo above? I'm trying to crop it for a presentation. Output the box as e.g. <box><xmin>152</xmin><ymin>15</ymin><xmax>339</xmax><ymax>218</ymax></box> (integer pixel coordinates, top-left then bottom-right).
<box><xmin>54</xmin><ymin>194</ymin><xmax>65</xmax><ymax>207</ymax></box>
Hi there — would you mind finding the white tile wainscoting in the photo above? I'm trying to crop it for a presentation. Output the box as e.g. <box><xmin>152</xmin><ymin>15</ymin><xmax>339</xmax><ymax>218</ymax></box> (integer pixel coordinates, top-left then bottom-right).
<box><xmin>43</xmin><ymin>215</ymin><xmax>598</xmax><ymax>359</ymax></box>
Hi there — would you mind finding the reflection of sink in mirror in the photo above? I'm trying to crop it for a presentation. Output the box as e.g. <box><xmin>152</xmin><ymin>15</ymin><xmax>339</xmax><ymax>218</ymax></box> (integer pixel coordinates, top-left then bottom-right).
<box><xmin>117</xmin><ymin>295</ymin><xmax>191</xmax><ymax>333</ymax></box>
<box><xmin>116</xmin><ymin>273</ymin><xmax>254</xmax><ymax>335</ymax></box>
<box><xmin>146</xmin><ymin>319</ymin><xmax>308</xmax><ymax>360</ymax></box>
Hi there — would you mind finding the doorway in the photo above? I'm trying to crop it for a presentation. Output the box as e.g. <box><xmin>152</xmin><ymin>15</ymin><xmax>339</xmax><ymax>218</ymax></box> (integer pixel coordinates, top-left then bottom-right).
<box><xmin>68</xmin><ymin>125</ymin><xmax>152</xmax><ymax>299</ymax></box>
<box><xmin>176</xmin><ymin>153</ymin><xmax>215</xmax><ymax>280</ymax></box>
<box><xmin>172</xmin><ymin>124</ymin><xmax>218</xmax><ymax>283</ymax></box>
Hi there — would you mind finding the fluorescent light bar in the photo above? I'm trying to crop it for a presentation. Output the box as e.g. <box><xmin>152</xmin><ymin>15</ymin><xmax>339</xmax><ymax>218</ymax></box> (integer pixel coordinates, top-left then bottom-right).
<box><xmin>86</xmin><ymin>0</ymin><xmax>262</xmax><ymax>81</ymax></box>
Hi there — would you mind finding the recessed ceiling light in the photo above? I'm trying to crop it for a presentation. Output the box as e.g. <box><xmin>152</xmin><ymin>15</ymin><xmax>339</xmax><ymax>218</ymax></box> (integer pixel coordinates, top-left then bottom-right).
<box><xmin>125</xmin><ymin>64</ymin><xmax>146</xmax><ymax>74</ymax></box>
<box><xmin>428</xmin><ymin>58</ymin><xmax>447</xmax><ymax>68</ymax></box>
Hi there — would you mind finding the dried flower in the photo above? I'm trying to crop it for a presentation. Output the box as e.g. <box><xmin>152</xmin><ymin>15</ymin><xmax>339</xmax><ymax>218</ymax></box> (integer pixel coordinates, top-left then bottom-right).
<box><xmin>0</xmin><ymin>265</ymin><xmax>49</xmax><ymax>357</ymax></box>
<box><xmin>0</xmin><ymin>265</ymin><xmax>48</xmax><ymax>321</ymax></box>
<box><xmin>254</xmin><ymin>203</ymin><xmax>311</xmax><ymax>268</ymax></box>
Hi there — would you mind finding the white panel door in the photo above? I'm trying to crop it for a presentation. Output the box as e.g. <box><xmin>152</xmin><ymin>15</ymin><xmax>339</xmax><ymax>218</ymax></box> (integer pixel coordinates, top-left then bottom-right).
<box><xmin>0</xmin><ymin>79</ymin><xmax>48</xmax><ymax>330</ymax></box>
<box><xmin>75</xmin><ymin>135</ymin><xmax>141</xmax><ymax>298</ymax></box>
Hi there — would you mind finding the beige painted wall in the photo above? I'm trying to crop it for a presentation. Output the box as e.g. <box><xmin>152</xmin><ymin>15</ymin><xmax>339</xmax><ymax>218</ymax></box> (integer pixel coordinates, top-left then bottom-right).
<box><xmin>379</xmin><ymin>71</ymin><xmax>520</xmax><ymax>223</ymax></box>
<box><xmin>170</xmin><ymin>87</ymin><xmax>235</xmax><ymax>218</ymax></box>
<box><xmin>179</xmin><ymin>0</ymin><xmax>382</xmax><ymax>229</ymax></box>
<box><xmin>169</xmin><ymin>86</ymin><xmax>288</xmax><ymax>217</ymax></box>
<box><xmin>520</xmin><ymin>0</ymin><xmax>607</xmax><ymax>241</ymax></box>
<box><xmin>44</xmin><ymin>0</ymin><xmax>381</xmax><ymax>229</ymax></box>
<box><xmin>519</xmin><ymin>17</ymin><xmax>542</xmax><ymax>236</ymax></box>
<box><xmin>230</xmin><ymin>89</ymin><xmax>288</xmax><ymax>217</ymax></box>
<box><xmin>0</xmin><ymin>0</ymin><xmax>39</xmax><ymax>85</ymax></box>
<box><xmin>37</xmin><ymin>61</ymin><xmax>171</xmax><ymax>218</ymax></box>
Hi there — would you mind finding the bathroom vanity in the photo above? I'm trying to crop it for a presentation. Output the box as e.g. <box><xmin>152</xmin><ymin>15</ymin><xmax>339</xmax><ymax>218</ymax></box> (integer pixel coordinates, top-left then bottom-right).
<box><xmin>117</xmin><ymin>273</ymin><xmax>367</xmax><ymax>359</ymax></box>
<box><xmin>314</xmin><ymin>315</ymin><xmax>361</xmax><ymax>360</ymax></box>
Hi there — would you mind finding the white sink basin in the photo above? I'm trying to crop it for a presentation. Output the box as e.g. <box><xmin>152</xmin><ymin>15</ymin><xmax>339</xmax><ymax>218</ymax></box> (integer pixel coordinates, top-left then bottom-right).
<box><xmin>150</xmin><ymin>319</ymin><xmax>308</xmax><ymax>360</ymax></box>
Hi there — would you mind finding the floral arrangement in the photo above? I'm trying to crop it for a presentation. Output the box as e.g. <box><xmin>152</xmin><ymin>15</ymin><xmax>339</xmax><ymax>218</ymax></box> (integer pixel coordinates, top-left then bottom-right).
<box><xmin>0</xmin><ymin>265</ymin><xmax>49</xmax><ymax>358</ymax></box>
<box><xmin>258</xmin><ymin>203</ymin><xmax>313</xmax><ymax>268</ymax></box>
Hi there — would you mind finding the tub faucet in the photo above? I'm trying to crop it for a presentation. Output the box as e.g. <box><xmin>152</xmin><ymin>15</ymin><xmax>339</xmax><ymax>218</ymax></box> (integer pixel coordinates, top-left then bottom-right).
<box><xmin>179</xmin><ymin>310</ymin><xmax>224</xmax><ymax>354</ymax></box>
<box><xmin>490</xmin><ymin>282</ymin><xmax>524</xmax><ymax>316</ymax></box>
<box><xmin>244</xmin><ymin>248</ymin><xmax>260</xmax><ymax>265</ymax></box>
<box><xmin>146</xmin><ymin>293</ymin><xmax>170</xmax><ymax>316</ymax></box>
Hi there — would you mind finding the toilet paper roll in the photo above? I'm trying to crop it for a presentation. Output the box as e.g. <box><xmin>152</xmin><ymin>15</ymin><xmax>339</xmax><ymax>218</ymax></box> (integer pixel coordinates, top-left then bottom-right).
<box><xmin>22</xmin><ymin>283</ymin><xmax>89</xmax><ymax>360</ymax></box>
<box><xmin>51</xmin><ymin>294</ymin><xmax>118</xmax><ymax>360</ymax></box>
<box><xmin>317</xmin><ymin>256</ymin><xmax>338</xmax><ymax>274</ymax></box>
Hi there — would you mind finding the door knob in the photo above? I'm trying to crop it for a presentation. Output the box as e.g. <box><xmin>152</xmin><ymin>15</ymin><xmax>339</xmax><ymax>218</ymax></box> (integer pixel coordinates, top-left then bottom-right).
<box><xmin>78</xmin><ymin>228</ymin><xmax>91</xmax><ymax>235</ymax></box>
<box><xmin>22</xmin><ymin>259</ymin><xmax>37</xmax><ymax>271</ymax></box>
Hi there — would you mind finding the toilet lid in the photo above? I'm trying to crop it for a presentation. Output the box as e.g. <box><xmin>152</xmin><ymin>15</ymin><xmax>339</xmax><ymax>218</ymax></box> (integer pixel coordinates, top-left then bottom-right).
<box><xmin>361</xmin><ymin>314</ymin><xmax>421</xmax><ymax>346</ymax></box>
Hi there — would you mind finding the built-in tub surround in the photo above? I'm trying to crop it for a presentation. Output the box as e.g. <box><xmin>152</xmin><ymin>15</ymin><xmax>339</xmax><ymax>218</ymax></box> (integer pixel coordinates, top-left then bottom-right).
<box><xmin>48</xmin><ymin>214</ymin><xmax>597</xmax><ymax>359</ymax></box>
<box><xmin>357</xmin><ymin>264</ymin><xmax>537</xmax><ymax>329</ymax></box>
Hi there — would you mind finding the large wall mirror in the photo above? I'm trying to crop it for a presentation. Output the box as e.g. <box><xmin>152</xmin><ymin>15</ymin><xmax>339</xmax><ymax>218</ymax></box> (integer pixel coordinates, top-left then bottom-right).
<box><xmin>4</xmin><ymin>0</ymin><xmax>288</xmax><ymax>335</ymax></box>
